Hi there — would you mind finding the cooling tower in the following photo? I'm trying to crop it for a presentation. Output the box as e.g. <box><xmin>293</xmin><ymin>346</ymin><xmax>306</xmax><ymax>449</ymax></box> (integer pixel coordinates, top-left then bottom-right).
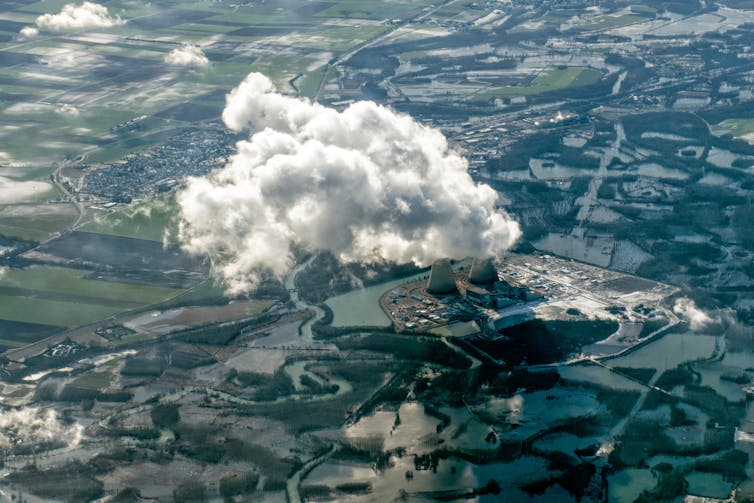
<box><xmin>469</xmin><ymin>257</ymin><xmax>498</xmax><ymax>285</ymax></box>
<box><xmin>427</xmin><ymin>259</ymin><xmax>457</xmax><ymax>294</ymax></box>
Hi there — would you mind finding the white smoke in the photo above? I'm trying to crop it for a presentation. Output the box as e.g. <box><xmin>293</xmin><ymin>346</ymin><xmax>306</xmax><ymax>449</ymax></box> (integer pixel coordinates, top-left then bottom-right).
<box><xmin>0</xmin><ymin>407</ymin><xmax>83</xmax><ymax>450</ymax></box>
<box><xmin>27</xmin><ymin>2</ymin><xmax>123</xmax><ymax>33</ymax></box>
<box><xmin>177</xmin><ymin>72</ymin><xmax>520</xmax><ymax>294</ymax></box>
<box><xmin>674</xmin><ymin>297</ymin><xmax>715</xmax><ymax>331</ymax></box>
<box><xmin>165</xmin><ymin>45</ymin><xmax>210</xmax><ymax>68</ymax></box>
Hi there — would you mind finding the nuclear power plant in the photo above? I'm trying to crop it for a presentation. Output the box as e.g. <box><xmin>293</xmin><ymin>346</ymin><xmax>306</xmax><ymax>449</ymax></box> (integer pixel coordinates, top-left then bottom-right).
<box><xmin>426</xmin><ymin>258</ymin><xmax>458</xmax><ymax>294</ymax></box>
<box><xmin>388</xmin><ymin>250</ymin><xmax>668</xmax><ymax>342</ymax></box>
<box><xmin>468</xmin><ymin>257</ymin><xmax>498</xmax><ymax>285</ymax></box>
<box><xmin>380</xmin><ymin>256</ymin><xmax>542</xmax><ymax>334</ymax></box>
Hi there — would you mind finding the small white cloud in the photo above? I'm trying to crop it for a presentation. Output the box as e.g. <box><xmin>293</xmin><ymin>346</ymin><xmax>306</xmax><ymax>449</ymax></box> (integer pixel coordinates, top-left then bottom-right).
<box><xmin>0</xmin><ymin>407</ymin><xmax>83</xmax><ymax>450</ymax></box>
<box><xmin>164</xmin><ymin>44</ymin><xmax>210</xmax><ymax>68</ymax></box>
<box><xmin>673</xmin><ymin>297</ymin><xmax>715</xmax><ymax>331</ymax></box>
<box><xmin>33</xmin><ymin>1</ymin><xmax>124</xmax><ymax>32</ymax></box>
<box><xmin>18</xmin><ymin>26</ymin><xmax>39</xmax><ymax>39</ymax></box>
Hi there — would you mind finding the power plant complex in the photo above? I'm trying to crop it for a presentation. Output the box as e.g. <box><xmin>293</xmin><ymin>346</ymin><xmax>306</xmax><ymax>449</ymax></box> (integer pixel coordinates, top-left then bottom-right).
<box><xmin>381</xmin><ymin>252</ymin><xmax>675</xmax><ymax>344</ymax></box>
<box><xmin>381</xmin><ymin>256</ymin><xmax>542</xmax><ymax>336</ymax></box>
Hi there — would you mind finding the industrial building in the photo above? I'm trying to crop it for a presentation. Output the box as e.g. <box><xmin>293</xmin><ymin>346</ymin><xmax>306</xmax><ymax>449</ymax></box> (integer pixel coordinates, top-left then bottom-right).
<box><xmin>427</xmin><ymin>259</ymin><xmax>458</xmax><ymax>294</ymax></box>
<box><xmin>468</xmin><ymin>257</ymin><xmax>498</xmax><ymax>284</ymax></box>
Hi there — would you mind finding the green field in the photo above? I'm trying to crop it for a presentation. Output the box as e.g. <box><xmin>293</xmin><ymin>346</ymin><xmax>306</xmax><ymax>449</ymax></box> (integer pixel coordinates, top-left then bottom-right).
<box><xmin>70</xmin><ymin>367</ymin><xmax>117</xmax><ymax>390</ymax></box>
<box><xmin>0</xmin><ymin>266</ymin><xmax>179</xmax><ymax>303</ymax></box>
<box><xmin>472</xmin><ymin>66</ymin><xmax>603</xmax><ymax>100</ymax></box>
<box><xmin>0</xmin><ymin>295</ymin><xmax>122</xmax><ymax>328</ymax></box>
<box><xmin>577</xmin><ymin>14</ymin><xmax>649</xmax><ymax>31</ymax></box>
<box><xmin>0</xmin><ymin>203</ymin><xmax>77</xmax><ymax>242</ymax></box>
<box><xmin>0</xmin><ymin>224</ymin><xmax>52</xmax><ymax>242</ymax></box>
<box><xmin>714</xmin><ymin>118</ymin><xmax>754</xmax><ymax>139</ymax></box>
<box><xmin>0</xmin><ymin>0</ymin><xmax>405</xmax><ymax>205</ymax></box>
<box><xmin>315</xmin><ymin>0</ymin><xmax>431</xmax><ymax>20</ymax></box>
<box><xmin>0</xmin><ymin>266</ymin><xmax>182</xmax><ymax>327</ymax></box>
<box><xmin>81</xmin><ymin>195</ymin><xmax>179</xmax><ymax>242</ymax></box>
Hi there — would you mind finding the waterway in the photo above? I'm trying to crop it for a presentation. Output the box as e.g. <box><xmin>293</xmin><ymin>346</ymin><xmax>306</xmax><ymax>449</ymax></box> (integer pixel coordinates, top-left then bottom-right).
<box><xmin>325</xmin><ymin>271</ymin><xmax>428</xmax><ymax>327</ymax></box>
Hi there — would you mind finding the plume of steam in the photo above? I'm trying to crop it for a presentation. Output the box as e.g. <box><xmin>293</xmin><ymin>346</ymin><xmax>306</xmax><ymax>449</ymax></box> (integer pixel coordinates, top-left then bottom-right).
<box><xmin>0</xmin><ymin>407</ymin><xmax>83</xmax><ymax>450</ymax></box>
<box><xmin>674</xmin><ymin>297</ymin><xmax>715</xmax><ymax>331</ymax></box>
<box><xmin>164</xmin><ymin>45</ymin><xmax>210</xmax><ymax>68</ymax></box>
<box><xmin>177</xmin><ymin>72</ymin><xmax>520</xmax><ymax>294</ymax></box>
<box><xmin>22</xmin><ymin>1</ymin><xmax>123</xmax><ymax>36</ymax></box>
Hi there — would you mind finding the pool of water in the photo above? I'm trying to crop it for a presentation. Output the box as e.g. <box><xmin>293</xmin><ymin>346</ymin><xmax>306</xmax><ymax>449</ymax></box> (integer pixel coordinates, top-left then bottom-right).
<box><xmin>607</xmin><ymin>468</ymin><xmax>656</xmax><ymax>503</ymax></box>
<box><xmin>557</xmin><ymin>363</ymin><xmax>646</xmax><ymax>391</ymax></box>
<box><xmin>305</xmin><ymin>454</ymin><xmax>572</xmax><ymax>503</ymax></box>
<box><xmin>530</xmin><ymin>158</ymin><xmax>597</xmax><ymax>180</ymax></box>
<box><xmin>608</xmin><ymin>332</ymin><xmax>718</xmax><ymax>371</ymax></box>
<box><xmin>694</xmin><ymin>360</ymin><xmax>747</xmax><ymax>402</ymax></box>
<box><xmin>636</xmin><ymin>162</ymin><xmax>689</xmax><ymax>180</ymax></box>
<box><xmin>686</xmin><ymin>471</ymin><xmax>733</xmax><ymax>499</ymax></box>
<box><xmin>326</xmin><ymin>272</ymin><xmax>428</xmax><ymax>327</ymax></box>
<box><xmin>532</xmin><ymin>432</ymin><xmax>599</xmax><ymax>457</ymax></box>
<box><xmin>346</xmin><ymin>402</ymin><xmax>439</xmax><ymax>453</ymax></box>
<box><xmin>345</xmin><ymin>402</ymin><xmax>498</xmax><ymax>455</ymax></box>
<box><xmin>483</xmin><ymin>388</ymin><xmax>604</xmax><ymax>441</ymax></box>
<box><xmin>707</xmin><ymin>147</ymin><xmax>744</xmax><ymax>168</ymax></box>
<box><xmin>440</xmin><ymin>406</ymin><xmax>498</xmax><ymax>451</ymax></box>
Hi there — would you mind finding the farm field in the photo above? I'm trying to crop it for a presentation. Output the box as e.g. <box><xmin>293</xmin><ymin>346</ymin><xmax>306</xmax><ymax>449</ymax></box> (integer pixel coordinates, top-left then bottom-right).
<box><xmin>80</xmin><ymin>195</ymin><xmax>179</xmax><ymax>242</ymax></box>
<box><xmin>0</xmin><ymin>265</ymin><xmax>182</xmax><ymax>329</ymax></box>
<box><xmin>472</xmin><ymin>66</ymin><xmax>604</xmax><ymax>100</ymax></box>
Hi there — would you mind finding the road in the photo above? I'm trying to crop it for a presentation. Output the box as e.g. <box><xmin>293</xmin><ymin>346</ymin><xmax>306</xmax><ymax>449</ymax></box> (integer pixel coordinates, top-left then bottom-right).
<box><xmin>601</xmin><ymin>356</ymin><xmax>674</xmax><ymax>448</ymax></box>
<box><xmin>576</xmin><ymin>122</ymin><xmax>625</xmax><ymax>227</ymax></box>
<box><xmin>51</xmin><ymin>159</ymin><xmax>85</xmax><ymax>232</ymax></box>
<box><xmin>286</xmin><ymin>445</ymin><xmax>337</xmax><ymax>503</ymax></box>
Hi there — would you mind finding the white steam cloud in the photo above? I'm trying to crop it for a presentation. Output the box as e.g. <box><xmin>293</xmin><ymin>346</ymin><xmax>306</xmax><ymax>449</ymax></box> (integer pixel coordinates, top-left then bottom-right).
<box><xmin>22</xmin><ymin>2</ymin><xmax>123</xmax><ymax>35</ymax></box>
<box><xmin>165</xmin><ymin>45</ymin><xmax>210</xmax><ymax>68</ymax></box>
<box><xmin>674</xmin><ymin>297</ymin><xmax>715</xmax><ymax>331</ymax></box>
<box><xmin>0</xmin><ymin>407</ymin><xmax>83</xmax><ymax>450</ymax></box>
<box><xmin>177</xmin><ymin>72</ymin><xmax>520</xmax><ymax>293</ymax></box>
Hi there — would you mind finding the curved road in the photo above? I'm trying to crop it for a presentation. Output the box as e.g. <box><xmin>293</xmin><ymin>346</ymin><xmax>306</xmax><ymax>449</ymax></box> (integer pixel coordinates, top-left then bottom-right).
<box><xmin>51</xmin><ymin>159</ymin><xmax>85</xmax><ymax>232</ymax></box>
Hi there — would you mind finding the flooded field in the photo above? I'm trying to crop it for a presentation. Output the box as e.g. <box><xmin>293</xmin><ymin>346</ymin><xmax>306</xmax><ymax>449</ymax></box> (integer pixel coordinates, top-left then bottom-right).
<box><xmin>607</xmin><ymin>468</ymin><xmax>656</xmax><ymax>503</ymax></box>
<box><xmin>686</xmin><ymin>471</ymin><xmax>733</xmax><ymax>499</ymax></box>
<box><xmin>607</xmin><ymin>332</ymin><xmax>719</xmax><ymax>371</ymax></box>
<box><xmin>123</xmin><ymin>299</ymin><xmax>275</xmax><ymax>335</ymax></box>
<box><xmin>481</xmin><ymin>387</ymin><xmax>604</xmax><ymax>441</ymax></box>
<box><xmin>305</xmin><ymin>454</ymin><xmax>574</xmax><ymax>503</ymax></box>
